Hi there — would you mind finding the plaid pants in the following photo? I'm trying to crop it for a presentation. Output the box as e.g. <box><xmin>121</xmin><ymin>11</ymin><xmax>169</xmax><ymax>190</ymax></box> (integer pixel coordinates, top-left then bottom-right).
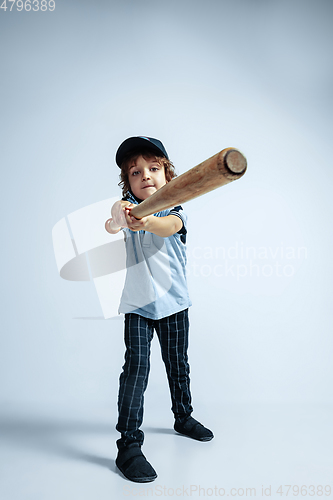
<box><xmin>116</xmin><ymin>309</ymin><xmax>193</xmax><ymax>446</ymax></box>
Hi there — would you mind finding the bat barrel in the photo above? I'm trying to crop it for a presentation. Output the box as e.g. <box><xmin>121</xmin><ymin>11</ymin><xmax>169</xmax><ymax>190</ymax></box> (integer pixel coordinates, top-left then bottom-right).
<box><xmin>131</xmin><ymin>147</ymin><xmax>247</xmax><ymax>219</ymax></box>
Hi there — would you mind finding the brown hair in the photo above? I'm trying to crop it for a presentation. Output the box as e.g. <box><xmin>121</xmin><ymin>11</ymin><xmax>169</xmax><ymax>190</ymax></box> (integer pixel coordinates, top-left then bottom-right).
<box><xmin>118</xmin><ymin>148</ymin><xmax>177</xmax><ymax>198</ymax></box>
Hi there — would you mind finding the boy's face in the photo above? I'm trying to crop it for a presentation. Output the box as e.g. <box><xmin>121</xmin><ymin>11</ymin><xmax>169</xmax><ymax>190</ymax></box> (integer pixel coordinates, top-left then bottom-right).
<box><xmin>127</xmin><ymin>154</ymin><xmax>167</xmax><ymax>201</ymax></box>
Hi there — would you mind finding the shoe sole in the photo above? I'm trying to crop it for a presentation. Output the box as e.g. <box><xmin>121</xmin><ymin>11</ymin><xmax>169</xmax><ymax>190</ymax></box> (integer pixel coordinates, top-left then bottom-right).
<box><xmin>174</xmin><ymin>429</ymin><xmax>214</xmax><ymax>441</ymax></box>
<box><xmin>116</xmin><ymin>462</ymin><xmax>157</xmax><ymax>483</ymax></box>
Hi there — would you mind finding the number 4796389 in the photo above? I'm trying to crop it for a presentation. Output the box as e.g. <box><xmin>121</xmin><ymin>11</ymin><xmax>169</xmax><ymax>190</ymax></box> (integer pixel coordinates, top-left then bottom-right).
<box><xmin>0</xmin><ymin>0</ymin><xmax>55</xmax><ymax>11</ymax></box>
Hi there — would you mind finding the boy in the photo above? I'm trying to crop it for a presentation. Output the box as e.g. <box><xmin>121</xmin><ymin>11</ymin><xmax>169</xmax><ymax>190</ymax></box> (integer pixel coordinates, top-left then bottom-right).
<box><xmin>105</xmin><ymin>136</ymin><xmax>213</xmax><ymax>483</ymax></box>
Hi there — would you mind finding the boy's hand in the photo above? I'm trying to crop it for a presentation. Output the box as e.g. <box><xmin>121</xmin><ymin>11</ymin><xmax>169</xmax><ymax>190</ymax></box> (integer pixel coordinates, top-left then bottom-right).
<box><xmin>111</xmin><ymin>200</ymin><xmax>134</xmax><ymax>228</ymax></box>
<box><xmin>125</xmin><ymin>208</ymin><xmax>152</xmax><ymax>232</ymax></box>
<box><xmin>108</xmin><ymin>202</ymin><xmax>183</xmax><ymax>237</ymax></box>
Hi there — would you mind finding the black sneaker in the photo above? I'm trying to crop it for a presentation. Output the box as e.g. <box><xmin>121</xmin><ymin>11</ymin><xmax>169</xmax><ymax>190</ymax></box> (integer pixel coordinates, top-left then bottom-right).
<box><xmin>174</xmin><ymin>416</ymin><xmax>214</xmax><ymax>442</ymax></box>
<box><xmin>116</xmin><ymin>443</ymin><xmax>157</xmax><ymax>483</ymax></box>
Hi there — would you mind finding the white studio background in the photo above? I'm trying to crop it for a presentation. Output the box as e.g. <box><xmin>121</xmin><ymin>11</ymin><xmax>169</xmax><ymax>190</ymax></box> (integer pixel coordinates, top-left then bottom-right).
<box><xmin>1</xmin><ymin>0</ymin><xmax>333</xmax><ymax>497</ymax></box>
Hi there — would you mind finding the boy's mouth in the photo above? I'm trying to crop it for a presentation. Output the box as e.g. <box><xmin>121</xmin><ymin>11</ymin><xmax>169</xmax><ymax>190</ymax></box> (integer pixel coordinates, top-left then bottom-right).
<box><xmin>142</xmin><ymin>185</ymin><xmax>155</xmax><ymax>189</ymax></box>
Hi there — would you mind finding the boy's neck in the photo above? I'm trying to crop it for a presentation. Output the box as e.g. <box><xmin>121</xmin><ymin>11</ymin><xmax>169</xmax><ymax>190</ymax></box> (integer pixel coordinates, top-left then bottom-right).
<box><xmin>124</xmin><ymin>190</ymin><xmax>144</xmax><ymax>204</ymax></box>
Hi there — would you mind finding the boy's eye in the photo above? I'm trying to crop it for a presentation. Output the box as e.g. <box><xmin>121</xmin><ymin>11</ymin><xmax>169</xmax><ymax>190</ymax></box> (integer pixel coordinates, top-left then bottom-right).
<box><xmin>131</xmin><ymin>170</ymin><xmax>140</xmax><ymax>176</ymax></box>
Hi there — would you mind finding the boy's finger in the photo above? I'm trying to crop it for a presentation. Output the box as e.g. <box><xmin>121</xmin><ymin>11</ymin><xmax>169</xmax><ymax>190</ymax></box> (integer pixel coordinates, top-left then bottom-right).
<box><xmin>111</xmin><ymin>201</ymin><xmax>128</xmax><ymax>227</ymax></box>
<box><xmin>125</xmin><ymin>212</ymin><xmax>136</xmax><ymax>226</ymax></box>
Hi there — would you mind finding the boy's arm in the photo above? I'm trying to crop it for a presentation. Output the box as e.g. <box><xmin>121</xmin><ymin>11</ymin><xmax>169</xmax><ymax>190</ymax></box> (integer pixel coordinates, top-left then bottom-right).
<box><xmin>105</xmin><ymin>200</ymin><xmax>133</xmax><ymax>234</ymax></box>
<box><xmin>125</xmin><ymin>211</ymin><xmax>183</xmax><ymax>237</ymax></box>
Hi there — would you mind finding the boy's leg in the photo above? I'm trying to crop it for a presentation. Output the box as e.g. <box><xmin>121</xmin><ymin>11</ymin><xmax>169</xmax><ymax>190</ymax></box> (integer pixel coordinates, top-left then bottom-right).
<box><xmin>155</xmin><ymin>309</ymin><xmax>193</xmax><ymax>421</ymax></box>
<box><xmin>116</xmin><ymin>313</ymin><xmax>154</xmax><ymax>445</ymax></box>
<box><xmin>116</xmin><ymin>313</ymin><xmax>157</xmax><ymax>482</ymax></box>
<box><xmin>156</xmin><ymin>309</ymin><xmax>213</xmax><ymax>442</ymax></box>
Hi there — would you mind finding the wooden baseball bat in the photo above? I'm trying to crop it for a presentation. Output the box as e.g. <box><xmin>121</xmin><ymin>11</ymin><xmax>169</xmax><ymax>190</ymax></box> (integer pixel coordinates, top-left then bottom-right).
<box><xmin>130</xmin><ymin>147</ymin><xmax>247</xmax><ymax>219</ymax></box>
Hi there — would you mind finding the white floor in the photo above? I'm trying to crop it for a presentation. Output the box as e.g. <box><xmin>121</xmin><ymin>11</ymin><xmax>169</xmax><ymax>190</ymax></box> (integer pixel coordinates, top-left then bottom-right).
<box><xmin>0</xmin><ymin>402</ymin><xmax>332</xmax><ymax>500</ymax></box>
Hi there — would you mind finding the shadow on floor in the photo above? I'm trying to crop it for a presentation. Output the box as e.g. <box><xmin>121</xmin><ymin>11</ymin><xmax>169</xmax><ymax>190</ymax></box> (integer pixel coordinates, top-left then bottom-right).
<box><xmin>0</xmin><ymin>410</ymin><xmax>116</xmax><ymax>471</ymax></box>
<box><xmin>0</xmin><ymin>410</ymin><xmax>175</xmax><ymax>472</ymax></box>
<box><xmin>143</xmin><ymin>426</ymin><xmax>175</xmax><ymax>435</ymax></box>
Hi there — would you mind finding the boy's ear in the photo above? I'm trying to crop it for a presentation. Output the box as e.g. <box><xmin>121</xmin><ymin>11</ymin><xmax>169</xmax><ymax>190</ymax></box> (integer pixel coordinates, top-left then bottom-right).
<box><xmin>163</xmin><ymin>165</ymin><xmax>169</xmax><ymax>182</ymax></box>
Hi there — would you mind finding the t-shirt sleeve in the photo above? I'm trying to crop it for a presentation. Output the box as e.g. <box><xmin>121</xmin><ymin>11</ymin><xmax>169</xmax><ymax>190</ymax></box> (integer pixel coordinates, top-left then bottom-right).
<box><xmin>169</xmin><ymin>205</ymin><xmax>187</xmax><ymax>242</ymax></box>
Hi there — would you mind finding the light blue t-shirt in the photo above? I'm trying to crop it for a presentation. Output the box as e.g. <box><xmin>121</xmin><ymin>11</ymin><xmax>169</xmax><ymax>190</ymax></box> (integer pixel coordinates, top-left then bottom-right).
<box><xmin>118</xmin><ymin>192</ymin><xmax>192</xmax><ymax>320</ymax></box>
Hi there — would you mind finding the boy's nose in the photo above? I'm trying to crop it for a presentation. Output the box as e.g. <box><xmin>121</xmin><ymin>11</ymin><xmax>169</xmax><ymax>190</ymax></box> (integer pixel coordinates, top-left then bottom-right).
<box><xmin>142</xmin><ymin>169</ymin><xmax>151</xmax><ymax>180</ymax></box>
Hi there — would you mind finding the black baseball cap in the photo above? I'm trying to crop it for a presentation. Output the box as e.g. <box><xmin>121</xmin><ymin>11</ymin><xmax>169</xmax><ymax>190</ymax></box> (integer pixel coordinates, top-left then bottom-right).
<box><xmin>116</xmin><ymin>136</ymin><xmax>169</xmax><ymax>167</ymax></box>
